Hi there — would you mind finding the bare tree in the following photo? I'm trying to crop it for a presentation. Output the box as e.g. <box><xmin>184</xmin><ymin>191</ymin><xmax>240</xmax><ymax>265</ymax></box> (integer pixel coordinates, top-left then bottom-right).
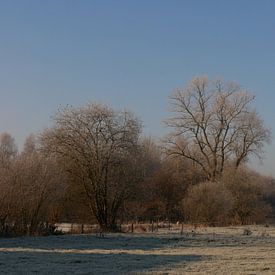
<box><xmin>13</xmin><ymin>152</ymin><xmax>64</xmax><ymax>235</ymax></box>
<box><xmin>0</xmin><ymin>132</ymin><xmax>17</xmax><ymax>235</ymax></box>
<box><xmin>23</xmin><ymin>134</ymin><xmax>36</xmax><ymax>154</ymax></box>
<box><xmin>0</xmin><ymin>132</ymin><xmax>17</xmax><ymax>167</ymax></box>
<box><xmin>41</xmin><ymin>103</ymin><xmax>142</xmax><ymax>231</ymax></box>
<box><xmin>166</xmin><ymin>76</ymin><xmax>270</xmax><ymax>181</ymax></box>
<box><xmin>0</xmin><ymin>133</ymin><xmax>65</xmax><ymax>236</ymax></box>
<box><xmin>0</xmin><ymin>163</ymin><xmax>14</xmax><ymax>235</ymax></box>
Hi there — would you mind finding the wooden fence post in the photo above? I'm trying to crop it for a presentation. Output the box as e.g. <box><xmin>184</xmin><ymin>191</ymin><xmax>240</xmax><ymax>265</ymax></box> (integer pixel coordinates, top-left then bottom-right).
<box><xmin>180</xmin><ymin>222</ymin><xmax>184</xmax><ymax>235</ymax></box>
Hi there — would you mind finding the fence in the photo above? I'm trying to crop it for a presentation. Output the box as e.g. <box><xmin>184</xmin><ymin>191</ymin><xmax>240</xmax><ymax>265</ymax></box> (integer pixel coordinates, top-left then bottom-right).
<box><xmin>55</xmin><ymin>223</ymin><xmax>99</xmax><ymax>234</ymax></box>
<box><xmin>55</xmin><ymin>221</ymin><xmax>231</xmax><ymax>235</ymax></box>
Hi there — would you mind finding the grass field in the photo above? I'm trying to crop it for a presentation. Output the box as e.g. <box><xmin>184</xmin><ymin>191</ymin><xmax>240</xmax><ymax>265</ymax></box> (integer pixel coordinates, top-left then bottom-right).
<box><xmin>0</xmin><ymin>225</ymin><xmax>274</xmax><ymax>274</ymax></box>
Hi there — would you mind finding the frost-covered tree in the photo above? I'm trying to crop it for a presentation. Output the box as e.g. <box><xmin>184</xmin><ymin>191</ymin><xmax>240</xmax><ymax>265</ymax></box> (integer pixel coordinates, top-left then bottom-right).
<box><xmin>166</xmin><ymin>76</ymin><xmax>270</xmax><ymax>181</ymax></box>
<box><xmin>41</xmin><ymin>103</ymin><xmax>142</xmax><ymax>231</ymax></box>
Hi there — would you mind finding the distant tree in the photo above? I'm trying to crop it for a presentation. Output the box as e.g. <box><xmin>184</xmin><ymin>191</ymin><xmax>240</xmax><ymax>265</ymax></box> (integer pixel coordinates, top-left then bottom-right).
<box><xmin>166</xmin><ymin>76</ymin><xmax>270</xmax><ymax>181</ymax></box>
<box><xmin>0</xmin><ymin>132</ymin><xmax>17</xmax><ymax>235</ymax></box>
<box><xmin>0</xmin><ymin>132</ymin><xmax>17</xmax><ymax>166</ymax></box>
<box><xmin>124</xmin><ymin>138</ymin><xmax>200</xmax><ymax>223</ymax></box>
<box><xmin>41</xmin><ymin>103</ymin><xmax>142</xmax><ymax>231</ymax></box>
<box><xmin>0</xmin><ymin>133</ymin><xmax>65</xmax><ymax>237</ymax></box>
<box><xmin>145</xmin><ymin>161</ymin><xmax>182</xmax><ymax>221</ymax></box>
<box><xmin>121</xmin><ymin>137</ymin><xmax>162</xmax><ymax>222</ymax></box>
<box><xmin>11</xmin><ymin>150</ymin><xmax>65</xmax><ymax>235</ymax></box>
<box><xmin>23</xmin><ymin>134</ymin><xmax>36</xmax><ymax>154</ymax></box>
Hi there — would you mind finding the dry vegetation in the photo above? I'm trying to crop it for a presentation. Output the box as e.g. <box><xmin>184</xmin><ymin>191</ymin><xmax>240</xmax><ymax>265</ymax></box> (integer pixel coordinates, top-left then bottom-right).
<box><xmin>0</xmin><ymin>76</ymin><xmax>274</xmax><ymax>238</ymax></box>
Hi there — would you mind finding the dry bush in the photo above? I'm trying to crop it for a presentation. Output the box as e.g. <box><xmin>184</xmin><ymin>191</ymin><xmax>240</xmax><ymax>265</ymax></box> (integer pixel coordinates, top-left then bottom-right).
<box><xmin>222</xmin><ymin>168</ymin><xmax>272</xmax><ymax>225</ymax></box>
<box><xmin>262</xmin><ymin>177</ymin><xmax>275</xmax><ymax>222</ymax></box>
<box><xmin>182</xmin><ymin>181</ymin><xmax>234</xmax><ymax>225</ymax></box>
<box><xmin>133</xmin><ymin>224</ymin><xmax>147</xmax><ymax>233</ymax></box>
<box><xmin>243</xmin><ymin>228</ymin><xmax>252</xmax><ymax>235</ymax></box>
<box><xmin>183</xmin><ymin>168</ymin><xmax>272</xmax><ymax>225</ymax></box>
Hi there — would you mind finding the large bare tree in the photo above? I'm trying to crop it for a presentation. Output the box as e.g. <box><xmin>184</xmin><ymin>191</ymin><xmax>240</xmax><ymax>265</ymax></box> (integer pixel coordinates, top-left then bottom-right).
<box><xmin>41</xmin><ymin>103</ymin><xmax>142</xmax><ymax>231</ymax></box>
<box><xmin>166</xmin><ymin>76</ymin><xmax>270</xmax><ymax>181</ymax></box>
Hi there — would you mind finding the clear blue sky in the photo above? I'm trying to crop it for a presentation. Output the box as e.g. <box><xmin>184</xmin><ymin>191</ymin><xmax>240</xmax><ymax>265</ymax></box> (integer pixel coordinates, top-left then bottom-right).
<box><xmin>0</xmin><ymin>0</ymin><xmax>274</xmax><ymax>176</ymax></box>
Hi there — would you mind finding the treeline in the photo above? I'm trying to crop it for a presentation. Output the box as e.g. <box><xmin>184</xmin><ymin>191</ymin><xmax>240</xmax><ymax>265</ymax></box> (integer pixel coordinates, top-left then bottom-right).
<box><xmin>0</xmin><ymin>134</ymin><xmax>65</xmax><ymax>236</ymax></box>
<box><xmin>1</xmin><ymin>76</ymin><xmax>275</xmax><ymax>236</ymax></box>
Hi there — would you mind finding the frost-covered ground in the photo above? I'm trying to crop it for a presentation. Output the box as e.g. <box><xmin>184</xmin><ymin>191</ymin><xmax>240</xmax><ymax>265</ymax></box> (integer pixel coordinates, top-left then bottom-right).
<box><xmin>0</xmin><ymin>225</ymin><xmax>274</xmax><ymax>274</ymax></box>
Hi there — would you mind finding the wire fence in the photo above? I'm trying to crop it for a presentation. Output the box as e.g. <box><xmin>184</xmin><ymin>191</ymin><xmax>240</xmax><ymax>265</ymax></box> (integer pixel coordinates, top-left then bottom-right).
<box><xmin>54</xmin><ymin>222</ymin><xmax>170</xmax><ymax>234</ymax></box>
<box><xmin>54</xmin><ymin>221</ymin><xmax>221</xmax><ymax>235</ymax></box>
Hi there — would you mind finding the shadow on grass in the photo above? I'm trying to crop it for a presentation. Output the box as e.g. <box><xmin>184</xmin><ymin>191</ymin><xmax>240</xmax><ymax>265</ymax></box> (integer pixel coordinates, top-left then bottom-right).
<box><xmin>0</xmin><ymin>234</ymin><xmax>186</xmax><ymax>251</ymax></box>
<box><xmin>0</xmin><ymin>250</ymin><xmax>202</xmax><ymax>274</ymax></box>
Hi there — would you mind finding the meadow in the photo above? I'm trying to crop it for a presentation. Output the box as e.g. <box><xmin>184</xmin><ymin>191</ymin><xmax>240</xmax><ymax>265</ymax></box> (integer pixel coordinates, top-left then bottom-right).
<box><xmin>0</xmin><ymin>224</ymin><xmax>274</xmax><ymax>274</ymax></box>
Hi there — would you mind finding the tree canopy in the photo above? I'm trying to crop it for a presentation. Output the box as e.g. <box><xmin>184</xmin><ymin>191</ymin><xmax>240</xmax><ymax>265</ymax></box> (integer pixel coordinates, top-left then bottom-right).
<box><xmin>166</xmin><ymin>76</ymin><xmax>270</xmax><ymax>181</ymax></box>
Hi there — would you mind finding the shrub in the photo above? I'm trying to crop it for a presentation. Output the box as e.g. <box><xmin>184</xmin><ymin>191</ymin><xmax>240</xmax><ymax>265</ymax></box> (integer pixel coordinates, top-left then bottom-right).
<box><xmin>222</xmin><ymin>168</ymin><xmax>272</xmax><ymax>225</ymax></box>
<box><xmin>182</xmin><ymin>181</ymin><xmax>234</xmax><ymax>225</ymax></box>
<box><xmin>182</xmin><ymin>168</ymin><xmax>272</xmax><ymax>225</ymax></box>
